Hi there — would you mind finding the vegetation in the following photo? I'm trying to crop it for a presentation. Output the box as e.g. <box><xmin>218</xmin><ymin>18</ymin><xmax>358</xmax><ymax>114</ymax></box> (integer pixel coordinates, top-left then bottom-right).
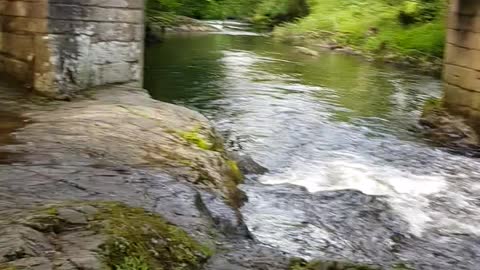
<box><xmin>96</xmin><ymin>202</ymin><xmax>212</xmax><ymax>270</ymax></box>
<box><xmin>22</xmin><ymin>202</ymin><xmax>213</xmax><ymax>270</ymax></box>
<box><xmin>147</xmin><ymin>0</ymin><xmax>446</xmax><ymax>65</ymax></box>
<box><xmin>146</xmin><ymin>0</ymin><xmax>308</xmax><ymax>26</ymax></box>
<box><xmin>273</xmin><ymin>0</ymin><xmax>447</xmax><ymax>63</ymax></box>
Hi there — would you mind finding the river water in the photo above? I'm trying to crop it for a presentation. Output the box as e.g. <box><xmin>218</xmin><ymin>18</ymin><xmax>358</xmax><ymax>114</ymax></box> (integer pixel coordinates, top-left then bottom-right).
<box><xmin>144</xmin><ymin>30</ymin><xmax>480</xmax><ymax>268</ymax></box>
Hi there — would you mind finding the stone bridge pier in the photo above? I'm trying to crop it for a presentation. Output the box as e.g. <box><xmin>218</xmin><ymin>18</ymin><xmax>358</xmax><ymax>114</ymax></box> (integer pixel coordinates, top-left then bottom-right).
<box><xmin>0</xmin><ymin>0</ymin><xmax>144</xmax><ymax>97</ymax></box>
<box><xmin>444</xmin><ymin>0</ymin><xmax>480</xmax><ymax>129</ymax></box>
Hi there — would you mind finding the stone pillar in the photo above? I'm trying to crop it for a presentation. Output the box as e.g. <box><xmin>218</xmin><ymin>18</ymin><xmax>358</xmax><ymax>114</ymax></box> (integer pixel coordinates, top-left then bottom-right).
<box><xmin>0</xmin><ymin>0</ymin><xmax>144</xmax><ymax>97</ymax></box>
<box><xmin>443</xmin><ymin>0</ymin><xmax>480</xmax><ymax>128</ymax></box>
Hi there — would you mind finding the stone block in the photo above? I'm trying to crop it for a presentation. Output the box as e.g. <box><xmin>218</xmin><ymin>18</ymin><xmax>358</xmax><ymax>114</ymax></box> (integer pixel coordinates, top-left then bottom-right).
<box><xmin>444</xmin><ymin>83</ymin><xmax>473</xmax><ymax>108</ymax></box>
<box><xmin>0</xmin><ymin>1</ymin><xmax>48</xmax><ymax>18</ymax></box>
<box><xmin>0</xmin><ymin>16</ymin><xmax>48</xmax><ymax>33</ymax></box>
<box><xmin>444</xmin><ymin>44</ymin><xmax>480</xmax><ymax>70</ymax></box>
<box><xmin>95</xmin><ymin>62</ymin><xmax>135</xmax><ymax>85</ymax></box>
<box><xmin>49</xmin><ymin>0</ymin><xmax>144</xmax><ymax>9</ymax></box>
<box><xmin>449</xmin><ymin>0</ymin><xmax>480</xmax><ymax>16</ymax></box>
<box><xmin>447</xmin><ymin>29</ymin><xmax>480</xmax><ymax>50</ymax></box>
<box><xmin>0</xmin><ymin>32</ymin><xmax>35</xmax><ymax>61</ymax></box>
<box><xmin>93</xmin><ymin>23</ymin><xmax>144</xmax><ymax>41</ymax></box>
<box><xmin>447</xmin><ymin>13</ymin><xmax>480</xmax><ymax>33</ymax></box>
<box><xmin>444</xmin><ymin>64</ymin><xmax>480</xmax><ymax>92</ymax></box>
<box><xmin>0</xmin><ymin>55</ymin><xmax>32</xmax><ymax>82</ymax></box>
<box><xmin>0</xmin><ymin>0</ymin><xmax>144</xmax><ymax>96</ymax></box>
<box><xmin>90</xmin><ymin>41</ymin><xmax>142</xmax><ymax>65</ymax></box>
<box><xmin>48</xmin><ymin>5</ymin><xmax>143</xmax><ymax>23</ymax></box>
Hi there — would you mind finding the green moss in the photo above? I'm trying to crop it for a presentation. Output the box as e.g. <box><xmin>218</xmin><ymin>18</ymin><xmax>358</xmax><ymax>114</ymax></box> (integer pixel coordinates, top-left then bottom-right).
<box><xmin>226</xmin><ymin>160</ymin><xmax>243</xmax><ymax>184</ymax></box>
<box><xmin>93</xmin><ymin>202</ymin><xmax>213</xmax><ymax>270</ymax></box>
<box><xmin>113</xmin><ymin>256</ymin><xmax>149</xmax><ymax>270</ymax></box>
<box><xmin>43</xmin><ymin>206</ymin><xmax>59</xmax><ymax>216</ymax></box>
<box><xmin>178</xmin><ymin>128</ymin><xmax>214</xmax><ymax>151</ymax></box>
<box><xmin>24</xmin><ymin>202</ymin><xmax>212</xmax><ymax>270</ymax></box>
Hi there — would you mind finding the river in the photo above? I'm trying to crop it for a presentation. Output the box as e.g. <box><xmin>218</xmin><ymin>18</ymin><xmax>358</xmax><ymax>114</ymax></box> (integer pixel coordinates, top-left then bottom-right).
<box><xmin>144</xmin><ymin>30</ymin><xmax>480</xmax><ymax>268</ymax></box>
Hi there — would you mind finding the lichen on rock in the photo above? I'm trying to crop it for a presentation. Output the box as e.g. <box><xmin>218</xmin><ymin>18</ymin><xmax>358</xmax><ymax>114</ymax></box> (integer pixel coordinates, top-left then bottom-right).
<box><xmin>1</xmin><ymin>202</ymin><xmax>212</xmax><ymax>270</ymax></box>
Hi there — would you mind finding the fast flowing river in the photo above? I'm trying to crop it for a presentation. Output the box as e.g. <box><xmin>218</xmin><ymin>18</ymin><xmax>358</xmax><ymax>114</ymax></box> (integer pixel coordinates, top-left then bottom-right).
<box><xmin>144</xmin><ymin>28</ymin><xmax>480</xmax><ymax>269</ymax></box>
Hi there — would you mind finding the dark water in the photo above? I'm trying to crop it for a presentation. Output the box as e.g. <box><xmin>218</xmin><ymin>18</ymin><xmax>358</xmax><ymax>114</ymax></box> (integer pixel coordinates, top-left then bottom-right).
<box><xmin>145</xmin><ymin>33</ymin><xmax>480</xmax><ymax>266</ymax></box>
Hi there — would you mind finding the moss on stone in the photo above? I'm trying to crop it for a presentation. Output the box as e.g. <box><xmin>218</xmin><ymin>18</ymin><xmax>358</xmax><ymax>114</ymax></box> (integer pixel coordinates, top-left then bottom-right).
<box><xmin>92</xmin><ymin>202</ymin><xmax>213</xmax><ymax>270</ymax></box>
<box><xmin>25</xmin><ymin>202</ymin><xmax>212</xmax><ymax>270</ymax></box>
<box><xmin>226</xmin><ymin>160</ymin><xmax>243</xmax><ymax>184</ymax></box>
<box><xmin>178</xmin><ymin>128</ymin><xmax>214</xmax><ymax>151</ymax></box>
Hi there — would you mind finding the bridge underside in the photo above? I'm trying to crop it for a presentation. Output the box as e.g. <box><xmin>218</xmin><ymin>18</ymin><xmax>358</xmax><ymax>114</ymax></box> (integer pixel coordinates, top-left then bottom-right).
<box><xmin>444</xmin><ymin>0</ymin><xmax>480</xmax><ymax>128</ymax></box>
<box><xmin>0</xmin><ymin>0</ymin><xmax>144</xmax><ymax>97</ymax></box>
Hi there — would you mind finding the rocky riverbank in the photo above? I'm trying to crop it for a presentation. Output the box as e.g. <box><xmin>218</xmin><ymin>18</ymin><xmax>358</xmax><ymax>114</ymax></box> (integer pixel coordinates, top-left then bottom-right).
<box><xmin>3</xmin><ymin>82</ymin><xmax>476</xmax><ymax>270</ymax></box>
<box><xmin>0</xmin><ymin>84</ymin><xmax>390</xmax><ymax>270</ymax></box>
<box><xmin>0</xmin><ymin>85</ymin><xmax>256</xmax><ymax>270</ymax></box>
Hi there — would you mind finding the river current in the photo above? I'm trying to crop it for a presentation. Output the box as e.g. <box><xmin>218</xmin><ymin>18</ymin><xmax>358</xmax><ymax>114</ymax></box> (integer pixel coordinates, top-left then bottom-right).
<box><xmin>145</xmin><ymin>29</ymin><xmax>480</xmax><ymax>268</ymax></box>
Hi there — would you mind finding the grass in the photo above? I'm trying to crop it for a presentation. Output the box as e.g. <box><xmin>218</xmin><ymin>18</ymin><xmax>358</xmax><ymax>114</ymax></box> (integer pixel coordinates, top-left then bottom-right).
<box><xmin>273</xmin><ymin>0</ymin><xmax>446</xmax><ymax>64</ymax></box>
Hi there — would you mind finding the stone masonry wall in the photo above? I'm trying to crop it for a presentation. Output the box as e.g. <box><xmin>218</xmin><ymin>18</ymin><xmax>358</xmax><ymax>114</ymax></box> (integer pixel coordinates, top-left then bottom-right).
<box><xmin>0</xmin><ymin>0</ymin><xmax>49</xmax><ymax>85</ymax></box>
<box><xmin>0</xmin><ymin>0</ymin><xmax>144</xmax><ymax>97</ymax></box>
<box><xmin>443</xmin><ymin>0</ymin><xmax>480</xmax><ymax>127</ymax></box>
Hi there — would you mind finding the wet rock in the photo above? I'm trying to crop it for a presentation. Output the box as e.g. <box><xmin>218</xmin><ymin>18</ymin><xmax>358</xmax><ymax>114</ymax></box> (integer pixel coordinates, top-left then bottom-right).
<box><xmin>228</xmin><ymin>152</ymin><xmax>269</xmax><ymax>175</ymax></box>
<box><xmin>0</xmin><ymin>225</ymin><xmax>54</xmax><ymax>263</ymax></box>
<box><xmin>6</xmin><ymin>86</ymin><xmax>241</xmax><ymax>201</ymax></box>
<box><xmin>0</xmin><ymin>85</ymin><xmax>255</xmax><ymax>270</ymax></box>
<box><xmin>419</xmin><ymin>102</ymin><xmax>479</xmax><ymax>149</ymax></box>
<box><xmin>1</xmin><ymin>202</ymin><xmax>212</xmax><ymax>270</ymax></box>
<box><xmin>241</xmin><ymin>183</ymin><xmax>480</xmax><ymax>270</ymax></box>
<box><xmin>206</xmin><ymin>240</ymin><xmax>291</xmax><ymax>270</ymax></box>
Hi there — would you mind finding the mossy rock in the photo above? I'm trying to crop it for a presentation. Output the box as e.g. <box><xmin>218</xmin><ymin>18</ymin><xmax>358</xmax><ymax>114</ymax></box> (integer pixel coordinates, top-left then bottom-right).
<box><xmin>21</xmin><ymin>202</ymin><xmax>213</xmax><ymax>270</ymax></box>
<box><xmin>177</xmin><ymin>126</ymin><xmax>222</xmax><ymax>152</ymax></box>
<box><xmin>289</xmin><ymin>258</ymin><xmax>414</xmax><ymax>270</ymax></box>
<box><xmin>94</xmin><ymin>202</ymin><xmax>213</xmax><ymax>270</ymax></box>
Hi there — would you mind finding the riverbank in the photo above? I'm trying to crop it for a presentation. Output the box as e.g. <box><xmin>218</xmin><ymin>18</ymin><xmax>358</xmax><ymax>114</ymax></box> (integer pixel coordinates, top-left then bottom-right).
<box><xmin>271</xmin><ymin>0</ymin><xmax>446</xmax><ymax>73</ymax></box>
<box><xmin>276</xmin><ymin>35</ymin><xmax>443</xmax><ymax>74</ymax></box>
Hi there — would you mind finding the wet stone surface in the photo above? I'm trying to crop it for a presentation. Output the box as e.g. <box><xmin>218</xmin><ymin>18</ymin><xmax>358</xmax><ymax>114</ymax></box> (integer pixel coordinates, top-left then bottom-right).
<box><xmin>0</xmin><ymin>84</ymin><xmax>293</xmax><ymax>270</ymax></box>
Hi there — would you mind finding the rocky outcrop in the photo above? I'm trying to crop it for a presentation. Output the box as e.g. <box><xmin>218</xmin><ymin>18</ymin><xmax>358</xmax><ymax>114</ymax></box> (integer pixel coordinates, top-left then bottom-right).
<box><xmin>0</xmin><ymin>85</ymin><xmax>252</xmax><ymax>270</ymax></box>
<box><xmin>0</xmin><ymin>202</ymin><xmax>211</xmax><ymax>270</ymax></box>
